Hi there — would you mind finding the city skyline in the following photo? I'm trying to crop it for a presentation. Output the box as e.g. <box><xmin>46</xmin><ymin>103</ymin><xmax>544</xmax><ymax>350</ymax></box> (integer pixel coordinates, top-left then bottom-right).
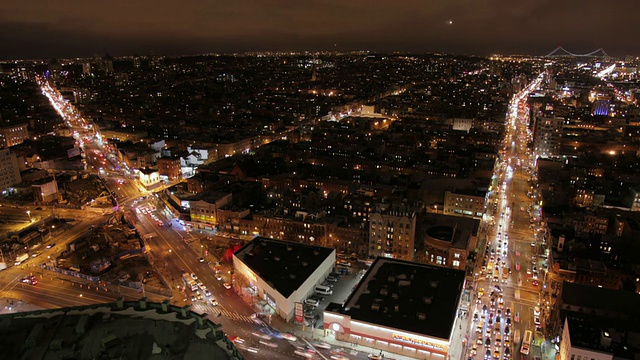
<box><xmin>0</xmin><ymin>0</ymin><xmax>637</xmax><ymax>60</ymax></box>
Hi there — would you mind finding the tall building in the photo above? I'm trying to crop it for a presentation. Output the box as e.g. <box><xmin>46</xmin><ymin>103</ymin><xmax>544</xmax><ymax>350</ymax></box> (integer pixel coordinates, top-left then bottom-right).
<box><xmin>0</xmin><ymin>123</ymin><xmax>29</xmax><ymax>148</ymax></box>
<box><xmin>533</xmin><ymin>117</ymin><xmax>564</xmax><ymax>159</ymax></box>
<box><xmin>0</xmin><ymin>148</ymin><xmax>21</xmax><ymax>195</ymax></box>
<box><xmin>368</xmin><ymin>210</ymin><xmax>417</xmax><ymax>260</ymax></box>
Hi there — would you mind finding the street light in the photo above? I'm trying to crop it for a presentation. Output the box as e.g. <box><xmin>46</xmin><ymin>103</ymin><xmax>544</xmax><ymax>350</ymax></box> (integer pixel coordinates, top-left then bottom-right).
<box><xmin>26</xmin><ymin>210</ymin><xmax>32</xmax><ymax>222</ymax></box>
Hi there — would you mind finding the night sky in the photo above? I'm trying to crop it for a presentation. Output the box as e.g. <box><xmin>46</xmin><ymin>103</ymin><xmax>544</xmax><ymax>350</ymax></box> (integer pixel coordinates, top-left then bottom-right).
<box><xmin>0</xmin><ymin>0</ymin><xmax>636</xmax><ymax>60</ymax></box>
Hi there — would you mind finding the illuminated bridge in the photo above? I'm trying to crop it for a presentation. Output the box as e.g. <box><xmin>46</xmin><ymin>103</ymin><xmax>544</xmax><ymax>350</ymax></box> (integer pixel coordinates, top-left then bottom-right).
<box><xmin>545</xmin><ymin>46</ymin><xmax>609</xmax><ymax>58</ymax></box>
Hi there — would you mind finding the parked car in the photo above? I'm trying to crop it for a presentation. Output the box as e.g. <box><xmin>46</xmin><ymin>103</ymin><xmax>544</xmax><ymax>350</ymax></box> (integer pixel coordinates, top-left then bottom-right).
<box><xmin>305</xmin><ymin>298</ymin><xmax>320</xmax><ymax>307</ymax></box>
<box><xmin>326</xmin><ymin>276</ymin><xmax>338</xmax><ymax>283</ymax></box>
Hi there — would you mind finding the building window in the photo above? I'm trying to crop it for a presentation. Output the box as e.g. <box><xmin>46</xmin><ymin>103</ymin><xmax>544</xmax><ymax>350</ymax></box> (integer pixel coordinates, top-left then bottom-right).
<box><xmin>453</xmin><ymin>260</ymin><xmax>460</xmax><ymax>267</ymax></box>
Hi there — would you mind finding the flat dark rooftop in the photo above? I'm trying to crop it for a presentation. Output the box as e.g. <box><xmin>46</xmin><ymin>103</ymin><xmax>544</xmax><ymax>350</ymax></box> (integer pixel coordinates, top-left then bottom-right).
<box><xmin>338</xmin><ymin>257</ymin><xmax>465</xmax><ymax>340</ymax></box>
<box><xmin>234</xmin><ymin>237</ymin><xmax>334</xmax><ymax>298</ymax></box>
<box><xmin>561</xmin><ymin>281</ymin><xmax>640</xmax><ymax>318</ymax></box>
<box><xmin>566</xmin><ymin>313</ymin><xmax>640</xmax><ymax>357</ymax></box>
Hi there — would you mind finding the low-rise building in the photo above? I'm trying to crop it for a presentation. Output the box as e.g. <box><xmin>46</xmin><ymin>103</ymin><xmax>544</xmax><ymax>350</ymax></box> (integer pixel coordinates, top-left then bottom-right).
<box><xmin>189</xmin><ymin>192</ymin><xmax>233</xmax><ymax>225</ymax></box>
<box><xmin>233</xmin><ymin>237</ymin><xmax>335</xmax><ymax>321</ymax></box>
<box><xmin>414</xmin><ymin>213</ymin><xmax>479</xmax><ymax>271</ymax></box>
<box><xmin>443</xmin><ymin>189</ymin><xmax>486</xmax><ymax>219</ymax></box>
<box><xmin>32</xmin><ymin>177</ymin><xmax>59</xmax><ymax>204</ymax></box>
<box><xmin>138</xmin><ymin>167</ymin><xmax>160</xmax><ymax>189</ymax></box>
<box><xmin>559</xmin><ymin>313</ymin><xmax>640</xmax><ymax>360</ymax></box>
<box><xmin>157</xmin><ymin>156</ymin><xmax>182</xmax><ymax>180</ymax></box>
<box><xmin>323</xmin><ymin>257</ymin><xmax>466</xmax><ymax>360</ymax></box>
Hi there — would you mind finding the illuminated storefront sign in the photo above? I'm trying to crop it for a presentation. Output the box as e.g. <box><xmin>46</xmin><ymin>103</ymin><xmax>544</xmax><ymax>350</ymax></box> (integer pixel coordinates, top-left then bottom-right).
<box><xmin>391</xmin><ymin>334</ymin><xmax>446</xmax><ymax>352</ymax></box>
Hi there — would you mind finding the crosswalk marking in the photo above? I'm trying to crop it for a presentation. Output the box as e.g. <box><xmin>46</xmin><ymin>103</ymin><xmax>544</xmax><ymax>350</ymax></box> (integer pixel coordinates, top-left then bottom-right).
<box><xmin>190</xmin><ymin>302</ymin><xmax>254</xmax><ymax>323</ymax></box>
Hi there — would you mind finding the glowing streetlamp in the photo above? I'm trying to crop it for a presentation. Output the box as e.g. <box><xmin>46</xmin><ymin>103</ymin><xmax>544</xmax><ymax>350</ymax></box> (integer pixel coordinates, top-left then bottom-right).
<box><xmin>26</xmin><ymin>210</ymin><xmax>32</xmax><ymax>222</ymax></box>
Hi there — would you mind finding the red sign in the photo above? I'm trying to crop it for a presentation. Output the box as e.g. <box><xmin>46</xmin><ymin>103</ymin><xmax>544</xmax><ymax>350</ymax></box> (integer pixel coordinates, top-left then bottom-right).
<box><xmin>295</xmin><ymin>302</ymin><xmax>304</xmax><ymax>323</ymax></box>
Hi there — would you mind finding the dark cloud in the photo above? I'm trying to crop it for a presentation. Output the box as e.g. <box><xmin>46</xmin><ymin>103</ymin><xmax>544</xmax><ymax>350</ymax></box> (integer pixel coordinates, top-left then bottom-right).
<box><xmin>0</xmin><ymin>1</ymin><xmax>636</xmax><ymax>60</ymax></box>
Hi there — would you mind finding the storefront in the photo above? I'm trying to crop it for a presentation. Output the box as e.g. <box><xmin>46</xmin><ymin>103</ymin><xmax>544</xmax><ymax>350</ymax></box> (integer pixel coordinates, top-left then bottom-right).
<box><xmin>324</xmin><ymin>311</ymin><xmax>450</xmax><ymax>360</ymax></box>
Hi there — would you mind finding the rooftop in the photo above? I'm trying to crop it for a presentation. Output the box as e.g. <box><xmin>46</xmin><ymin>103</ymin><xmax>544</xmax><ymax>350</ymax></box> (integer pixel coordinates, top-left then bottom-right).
<box><xmin>0</xmin><ymin>298</ymin><xmax>243</xmax><ymax>360</ymax></box>
<box><xmin>234</xmin><ymin>237</ymin><xmax>335</xmax><ymax>298</ymax></box>
<box><xmin>421</xmin><ymin>213</ymin><xmax>479</xmax><ymax>250</ymax></box>
<box><xmin>335</xmin><ymin>257</ymin><xmax>465</xmax><ymax>340</ymax></box>
<box><xmin>566</xmin><ymin>312</ymin><xmax>640</xmax><ymax>358</ymax></box>
<box><xmin>561</xmin><ymin>281</ymin><xmax>640</xmax><ymax>320</ymax></box>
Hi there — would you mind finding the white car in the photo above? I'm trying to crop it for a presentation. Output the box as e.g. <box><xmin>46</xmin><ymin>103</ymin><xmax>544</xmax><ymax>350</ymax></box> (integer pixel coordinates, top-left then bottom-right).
<box><xmin>305</xmin><ymin>298</ymin><xmax>320</xmax><ymax>307</ymax></box>
<box><xmin>191</xmin><ymin>273</ymin><xmax>198</xmax><ymax>280</ymax></box>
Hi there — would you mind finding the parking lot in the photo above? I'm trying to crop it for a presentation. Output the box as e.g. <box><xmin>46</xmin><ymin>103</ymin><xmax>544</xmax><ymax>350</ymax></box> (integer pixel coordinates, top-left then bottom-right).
<box><xmin>302</xmin><ymin>259</ymin><xmax>369</xmax><ymax>328</ymax></box>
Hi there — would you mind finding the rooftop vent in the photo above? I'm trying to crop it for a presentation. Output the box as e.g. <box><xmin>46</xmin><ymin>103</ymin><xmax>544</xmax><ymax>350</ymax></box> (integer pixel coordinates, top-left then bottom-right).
<box><xmin>274</xmin><ymin>256</ymin><xmax>281</xmax><ymax>261</ymax></box>
<box><xmin>398</xmin><ymin>280</ymin><xmax>411</xmax><ymax>287</ymax></box>
<box><xmin>430</xmin><ymin>281</ymin><xmax>438</xmax><ymax>288</ymax></box>
<box><xmin>387</xmin><ymin>275</ymin><xmax>396</xmax><ymax>283</ymax></box>
<box><xmin>314</xmin><ymin>250</ymin><xmax>319</xmax><ymax>256</ymax></box>
<box><xmin>380</xmin><ymin>288</ymin><xmax>388</xmax><ymax>296</ymax></box>
<box><xmin>289</xmin><ymin>274</ymin><xmax>296</xmax><ymax>280</ymax></box>
<box><xmin>417</xmin><ymin>312</ymin><xmax>427</xmax><ymax>321</ymax></box>
<box><xmin>302</xmin><ymin>262</ymin><xmax>308</xmax><ymax>267</ymax></box>
<box><xmin>394</xmin><ymin>304</ymin><xmax>400</xmax><ymax>312</ymax></box>
<box><xmin>287</xmin><ymin>246</ymin><xmax>293</xmax><ymax>251</ymax></box>
<box><xmin>423</xmin><ymin>297</ymin><xmax>433</xmax><ymax>305</ymax></box>
<box><xmin>371</xmin><ymin>303</ymin><xmax>381</xmax><ymax>311</ymax></box>
<box><xmin>247</xmin><ymin>252</ymin><xmax>254</xmax><ymax>256</ymax></box>
<box><xmin>391</xmin><ymin>292</ymin><xmax>399</xmax><ymax>300</ymax></box>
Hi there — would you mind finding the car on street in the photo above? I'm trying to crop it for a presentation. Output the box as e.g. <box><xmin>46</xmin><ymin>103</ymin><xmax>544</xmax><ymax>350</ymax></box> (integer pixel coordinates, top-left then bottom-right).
<box><xmin>199</xmin><ymin>257</ymin><xmax>205</xmax><ymax>263</ymax></box>
<box><xmin>326</xmin><ymin>276</ymin><xmax>338</xmax><ymax>283</ymax></box>
<box><xmin>223</xmin><ymin>282</ymin><xmax>232</xmax><ymax>289</ymax></box>
<box><xmin>282</xmin><ymin>333</ymin><xmax>297</xmax><ymax>341</ymax></box>
<box><xmin>21</xmin><ymin>276</ymin><xmax>37</xmax><ymax>285</ymax></box>
<box><xmin>46</xmin><ymin>243</ymin><xmax>55</xmax><ymax>249</ymax></box>
<box><xmin>204</xmin><ymin>290</ymin><xmax>212</xmax><ymax>297</ymax></box>
<box><xmin>191</xmin><ymin>273</ymin><xmax>198</xmax><ymax>280</ymax></box>
<box><xmin>295</xmin><ymin>349</ymin><xmax>315</xmax><ymax>358</ymax></box>
<box><xmin>215</xmin><ymin>274</ymin><xmax>222</xmax><ymax>280</ymax></box>
<box><xmin>252</xmin><ymin>332</ymin><xmax>272</xmax><ymax>341</ymax></box>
